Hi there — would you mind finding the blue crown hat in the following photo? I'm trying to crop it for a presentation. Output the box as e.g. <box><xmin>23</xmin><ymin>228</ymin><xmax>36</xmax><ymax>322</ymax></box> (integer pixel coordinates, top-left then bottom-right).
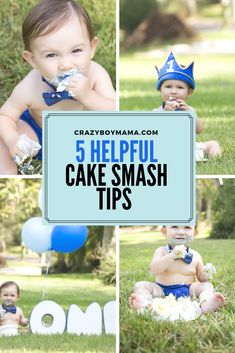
<box><xmin>155</xmin><ymin>52</ymin><xmax>195</xmax><ymax>90</ymax></box>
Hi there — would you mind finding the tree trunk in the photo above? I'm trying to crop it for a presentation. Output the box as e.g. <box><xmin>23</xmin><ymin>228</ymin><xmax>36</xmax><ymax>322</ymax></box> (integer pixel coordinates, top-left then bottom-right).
<box><xmin>102</xmin><ymin>226</ymin><xmax>116</xmax><ymax>249</ymax></box>
<box><xmin>186</xmin><ymin>0</ymin><xmax>197</xmax><ymax>16</ymax></box>
<box><xmin>233</xmin><ymin>0</ymin><xmax>235</xmax><ymax>22</ymax></box>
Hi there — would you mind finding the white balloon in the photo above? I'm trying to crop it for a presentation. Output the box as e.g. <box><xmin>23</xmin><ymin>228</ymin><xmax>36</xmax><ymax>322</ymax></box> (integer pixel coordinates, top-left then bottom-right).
<box><xmin>22</xmin><ymin>217</ymin><xmax>53</xmax><ymax>253</ymax></box>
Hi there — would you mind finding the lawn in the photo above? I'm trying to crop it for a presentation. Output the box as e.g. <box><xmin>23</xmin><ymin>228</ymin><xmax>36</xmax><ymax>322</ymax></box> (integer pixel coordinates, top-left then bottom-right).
<box><xmin>0</xmin><ymin>273</ymin><xmax>116</xmax><ymax>353</ymax></box>
<box><xmin>120</xmin><ymin>229</ymin><xmax>235</xmax><ymax>353</ymax></box>
<box><xmin>120</xmin><ymin>52</ymin><xmax>235</xmax><ymax>175</ymax></box>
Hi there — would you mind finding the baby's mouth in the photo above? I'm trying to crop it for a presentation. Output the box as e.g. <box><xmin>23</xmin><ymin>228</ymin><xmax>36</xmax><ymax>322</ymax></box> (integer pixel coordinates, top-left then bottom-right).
<box><xmin>4</xmin><ymin>301</ymin><xmax>13</xmax><ymax>306</ymax></box>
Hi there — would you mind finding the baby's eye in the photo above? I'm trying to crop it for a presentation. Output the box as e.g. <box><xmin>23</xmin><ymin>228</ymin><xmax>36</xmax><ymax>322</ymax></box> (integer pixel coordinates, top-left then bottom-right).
<box><xmin>46</xmin><ymin>53</ymin><xmax>56</xmax><ymax>58</ymax></box>
<box><xmin>72</xmin><ymin>48</ymin><xmax>82</xmax><ymax>53</ymax></box>
<box><xmin>171</xmin><ymin>226</ymin><xmax>178</xmax><ymax>229</ymax></box>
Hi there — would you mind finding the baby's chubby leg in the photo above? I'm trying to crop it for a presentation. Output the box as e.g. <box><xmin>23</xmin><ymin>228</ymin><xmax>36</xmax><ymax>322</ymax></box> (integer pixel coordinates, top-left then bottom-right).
<box><xmin>190</xmin><ymin>282</ymin><xmax>224</xmax><ymax>313</ymax></box>
<box><xmin>0</xmin><ymin>139</ymin><xmax>17</xmax><ymax>174</ymax></box>
<box><xmin>0</xmin><ymin>120</ymin><xmax>39</xmax><ymax>175</ymax></box>
<box><xmin>129</xmin><ymin>281</ymin><xmax>164</xmax><ymax>310</ymax></box>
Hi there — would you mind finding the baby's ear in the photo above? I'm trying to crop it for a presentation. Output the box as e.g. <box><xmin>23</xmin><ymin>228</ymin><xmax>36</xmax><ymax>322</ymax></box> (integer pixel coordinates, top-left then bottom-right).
<box><xmin>161</xmin><ymin>226</ymin><xmax>166</xmax><ymax>236</ymax></box>
<box><xmin>90</xmin><ymin>37</ymin><xmax>99</xmax><ymax>59</ymax></box>
<box><xmin>22</xmin><ymin>51</ymin><xmax>37</xmax><ymax>69</ymax></box>
<box><xmin>188</xmin><ymin>88</ymin><xmax>194</xmax><ymax>97</ymax></box>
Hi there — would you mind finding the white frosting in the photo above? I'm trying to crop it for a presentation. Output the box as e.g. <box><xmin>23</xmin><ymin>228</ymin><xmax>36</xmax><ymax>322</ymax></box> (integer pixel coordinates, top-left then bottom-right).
<box><xmin>142</xmin><ymin>294</ymin><xmax>201</xmax><ymax>321</ymax></box>
<box><xmin>15</xmin><ymin>134</ymin><xmax>41</xmax><ymax>165</ymax></box>
<box><xmin>203</xmin><ymin>263</ymin><xmax>216</xmax><ymax>280</ymax></box>
<box><xmin>49</xmin><ymin>69</ymin><xmax>84</xmax><ymax>97</ymax></box>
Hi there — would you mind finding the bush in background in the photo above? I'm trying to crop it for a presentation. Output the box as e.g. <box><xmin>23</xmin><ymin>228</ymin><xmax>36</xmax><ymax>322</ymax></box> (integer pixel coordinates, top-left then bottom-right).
<box><xmin>120</xmin><ymin>0</ymin><xmax>157</xmax><ymax>33</ymax></box>
<box><xmin>210</xmin><ymin>179</ymin><xmax>235</xmax><ymax>239</ymax></box>
<box><xmin>93</xmin><ymin>242</ymin><xmax>116</xmax><ymax>285</ymax></box>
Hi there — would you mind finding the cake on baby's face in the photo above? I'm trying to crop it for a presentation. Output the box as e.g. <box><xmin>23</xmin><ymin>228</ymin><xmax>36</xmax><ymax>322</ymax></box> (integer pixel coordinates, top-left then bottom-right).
<box><xmin>49</xmin><ymin>69</ymin><xmax>84</xmax><ymax>96</ymax></box>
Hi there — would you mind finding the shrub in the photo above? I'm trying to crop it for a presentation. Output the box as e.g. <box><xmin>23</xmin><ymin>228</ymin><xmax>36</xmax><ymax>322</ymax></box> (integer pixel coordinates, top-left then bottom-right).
<box><xmin>93</xmin><ymin>242</ymin><xmax>116</xmax><ymax>285</ymax></box>
<box><xmin>210</xmin><ymin>180</ymin><xmax>235</xmax><ymax>239</ymax></box>
<box><xmin>120</xmin><ymin>0</ymin><xmax>157</xmax><ymax>33</ymax></box>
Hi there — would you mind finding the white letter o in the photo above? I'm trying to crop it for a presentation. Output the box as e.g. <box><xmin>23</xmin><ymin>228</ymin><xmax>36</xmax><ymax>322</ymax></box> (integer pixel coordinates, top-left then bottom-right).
<box><xmin>30</xmin><ymin>300</ymin><xmax>66</xmax><ymax>334</ymax></box>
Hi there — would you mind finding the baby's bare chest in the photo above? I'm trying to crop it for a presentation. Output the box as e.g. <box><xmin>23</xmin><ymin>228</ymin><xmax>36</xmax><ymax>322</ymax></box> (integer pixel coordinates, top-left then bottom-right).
<box><xmin>166</xmin><ymin>259</ymin><xmax>197</xmax><ymax>276</ymax></box>
<box><xmin>28</xmin><ymin>86</ymin><xmax>84</xmax><ymax>121</ymax></box>
<box><xmin>1</xmin><ymin>312</ymin><xmax>20</xmax><ymax>324</ymax></box>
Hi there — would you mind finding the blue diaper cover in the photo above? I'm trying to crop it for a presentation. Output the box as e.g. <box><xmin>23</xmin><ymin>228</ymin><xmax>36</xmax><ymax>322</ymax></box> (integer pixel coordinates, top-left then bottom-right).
<box><xmin>156</xmin><ymin>283</ymin><xmax>190</xmax><ymax>299</ymax></box>
<box><xmin>20</xmin><ymin>110</ymin><xmax>42</xmax><ymax>160</ymax></box>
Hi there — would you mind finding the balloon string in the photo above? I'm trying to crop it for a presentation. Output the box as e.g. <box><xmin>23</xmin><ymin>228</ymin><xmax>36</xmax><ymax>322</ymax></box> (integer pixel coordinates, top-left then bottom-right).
<box><xmin>42</xmin><ymin>250</ymin><xmax>51</xmax><ymax>300</ymax></box>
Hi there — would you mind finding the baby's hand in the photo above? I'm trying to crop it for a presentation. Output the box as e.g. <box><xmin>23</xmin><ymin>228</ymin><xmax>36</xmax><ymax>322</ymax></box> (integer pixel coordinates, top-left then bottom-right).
<box><xmin>10</xmin><ymin>134</ymin><xmax>41</xmax><ymax>165</ymax></box>
<box><xmin>67</xmin><ymin>76</ymin><xmax>91</xmax><ymax>102</ymax></box>
<box><xmin>171</xmin><ymin>245</ymin><xmax>187</xmax><ymax>259</ymax></box>
<box><xmin>21</xmin><ymin>318</ymin><xmax>29</xmax><ymax>326</ymax></box>
<box><xmin>0</xmin><ymin>306</ymin><xmax>6</xmax><ymax>319</ymax></box>
<box><xmin>164</xmin><ymin>98</ymin><xmax>180</xmax><ymax>111</ymax></box>
<box><xmin>175</xmin><ymin>99</ymin><xmax>191</xmax><ymax>111</ymax></box>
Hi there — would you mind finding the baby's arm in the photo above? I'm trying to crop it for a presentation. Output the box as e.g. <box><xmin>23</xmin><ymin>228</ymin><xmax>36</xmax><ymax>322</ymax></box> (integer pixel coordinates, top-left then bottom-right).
<box><xmin>68</xmin><ymin>63</ymin><xmax>116</xmax><ymax>111</ymax></box>
<box><xmin>177</xmin><ymin>102</ymin><xmax>203</xmax><ymax>133</ymax></box>
<box><xmin>196</xmin><ymin>117</ymin><xmax>203</xmax><ymax>134</ymax></box>
<box><xmin>181</xmin><ymin>104</ymin><xmax>203</xmax><ymax>133</ymax></box>
<box><xmin>0</xmin><ymin>81</ymin><xmax>30</xmax><ymax>157</ymax></box>
<box><xmin>164</xmin><ymin>100</ymin><xmax>203</xmax><ymax>133</ymax></box>
<box><xmin>150</xmin><ymin>246</ymin><xmax>176</xmax><ymax>274</ymax></box>
<box><xmin>195</xmin><ymin>253</ymin><xmax>208</xmax><ymax>282</ymax></box>
<box><xmin>18</xmin><ymin>308</ymin><xmax>28</xmax><ymax>326</ymax></box>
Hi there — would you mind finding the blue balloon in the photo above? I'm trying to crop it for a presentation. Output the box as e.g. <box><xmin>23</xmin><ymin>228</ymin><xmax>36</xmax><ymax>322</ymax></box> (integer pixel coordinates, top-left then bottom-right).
<box><xmin>22</xmin><ymin>217</ymin><xmax>53</xmax><ymax>253</ymax></box>
<box><xmin>51</xmin><ymin>226</ymin><xmax>88</xmax><ymax>253</ymax></box>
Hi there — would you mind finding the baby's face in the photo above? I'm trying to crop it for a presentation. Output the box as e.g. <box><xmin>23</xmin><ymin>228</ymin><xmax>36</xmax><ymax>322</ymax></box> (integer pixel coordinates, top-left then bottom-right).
<box><xmin>160</xmin><ymin>80</ymin><xmax>192</xmax><ymax>102</ymax></box>
<box><xmin>23</xmin><ymin>13</ymin><xmax>98</xmax><ymax>80</ymax></box>
<box><xmin>162</xmin><ymin>226</ymin><xmax>197</xmax><ymax>246</ymax></box>
<box><xmin>0</xmin><ymin>285</ymin><xmax>19</xmax><ymax>306</ymax></box>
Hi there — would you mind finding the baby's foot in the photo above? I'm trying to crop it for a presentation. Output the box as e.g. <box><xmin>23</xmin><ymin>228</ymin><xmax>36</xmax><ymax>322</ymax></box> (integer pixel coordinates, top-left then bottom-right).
<box><xmin>205</xmin><ymin>141</ymin><xmax>222</xmax><ymax>158</ymax></box>
<box><xmin>129</xmin><ymin>293</ymin><xmax>145</xmax><ymax>310</ymax></box>
<box><xmin>201</xmin><ymin>292</ymin><xmax>224</xmax><ymax>314</ymax></box>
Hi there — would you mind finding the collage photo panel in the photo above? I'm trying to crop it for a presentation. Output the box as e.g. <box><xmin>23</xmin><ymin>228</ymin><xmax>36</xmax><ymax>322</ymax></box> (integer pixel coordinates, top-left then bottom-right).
<box><xmin>0</xmin><ymin>1</ymin><xmax>235</xmax><ymax>353</ymax></box>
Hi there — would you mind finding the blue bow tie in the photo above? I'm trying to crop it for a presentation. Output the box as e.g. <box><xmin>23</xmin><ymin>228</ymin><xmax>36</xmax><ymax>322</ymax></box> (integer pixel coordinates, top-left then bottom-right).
<box><xmin>41</xmin><ymin>77</ymin><xmax>75</xmax><ymax>106</ymax></box>
<box><xmin>42</xmin><ymin>91</ymin><xmax>75</xmax><ymax>106</ymax></box>
<box><xmin>168</xmin><ymin>244</ymin><xmax>193</xmax><ymax>264</ymax></box>
<box><xmin>2</xmin><ymin>305</ymin><xmax>17</xmax><ymax>314</ymax></box>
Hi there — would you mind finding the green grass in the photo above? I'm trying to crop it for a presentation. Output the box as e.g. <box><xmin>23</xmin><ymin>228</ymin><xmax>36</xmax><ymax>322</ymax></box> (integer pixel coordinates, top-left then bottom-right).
<box><xmin>198</xmin><ymin>30</ymin><xmax>235</xmax><ymax>41</ymax></box>
<box><xmin>120</xmin><ymin>229</ymin><xmax>235</xmax><ymax>353</ymax></box>
<box><xmin>0</xmin><ymin>273</ymin><xmax>115</xmax><ymax>353</ymax></box>
<box><xmin>120</xmin><ymin>53</ymin><xmax>235</xmax><ymax>175</ymax></box>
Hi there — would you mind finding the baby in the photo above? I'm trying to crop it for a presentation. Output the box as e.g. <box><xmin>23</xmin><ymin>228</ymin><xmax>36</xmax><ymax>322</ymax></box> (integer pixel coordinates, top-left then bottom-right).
<box><xmin>0</xmin><ymin>281</ymin><xmax>28</xmax><ymax>336</ymax></box>
<box><xmin>154</xmin><ymin>52</ymin><xmax>221</xmax><ymax>161</ymax></box>
<box><xmin>0</xmin><ymin>0</ymin><xmax>116</xmax><ymax>174</ymax></box>
<box><xmin>129</xmin><ymin>226</ymin><xmax>224</xmax><ymax>314</ymax></box>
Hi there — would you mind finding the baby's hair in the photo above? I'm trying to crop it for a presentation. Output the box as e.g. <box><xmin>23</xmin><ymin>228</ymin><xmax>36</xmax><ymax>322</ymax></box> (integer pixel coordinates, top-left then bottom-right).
<box><xmin>22</xmin><ymin>0</ymin><xmax>94</xmax><ymax>50</ymax></box>
<box><xmin>0</xmin><ymin>281</ymin><xmax>20</xmax><ymax>296</ymax></box>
